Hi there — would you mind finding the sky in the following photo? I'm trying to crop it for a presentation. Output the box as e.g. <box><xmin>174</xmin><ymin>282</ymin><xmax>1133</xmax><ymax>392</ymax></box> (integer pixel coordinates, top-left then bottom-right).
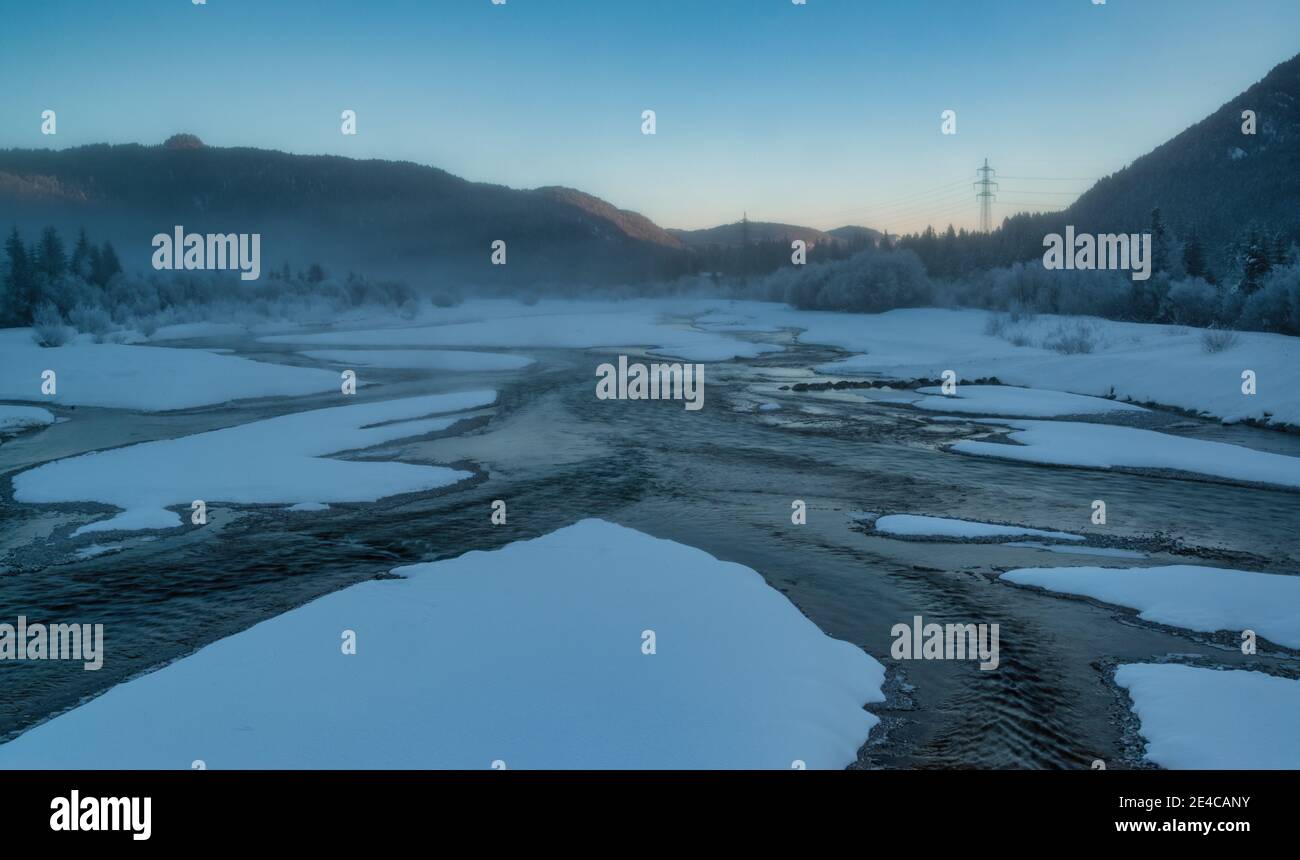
<box><xmin>1</xmin><ymin>0</ymin><xmax>1298</xmax><ymax>235</ymax></box>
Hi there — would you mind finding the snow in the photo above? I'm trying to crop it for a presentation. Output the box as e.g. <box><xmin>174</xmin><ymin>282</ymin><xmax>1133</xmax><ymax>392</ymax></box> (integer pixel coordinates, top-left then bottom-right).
<box><xmin>0</xmin><ymin>519</ymin><xmax>885</xmax><ymax>769</ymax></box>
<box><xmin>300</xmin><ymin>349</ymin><xmax>534</xmax><ymax>372</ymax></box>
<box><xmin>912</xmin><ymin>385</ymin><xmax>1145</xmax><ymax>417</ymax></box>
<box><xmin>0</xmin><ymin>405</ymin><xmax>56</xmax><ymax>434</ymax></box>
<box><xmin>953</xmin><ymin>419</ymin><xmax>1300</xmax><ymax>489</ymax></box>
<box><xmin>759</xmin><ymin>402</ymin><xmax>781</xmax><ymax>412</ymax></box>
<box><xmin>873</xmin><ymin>514</ymin><xmax>1083</xmax><ymax>542</ymax></box>
<box><xmin>699</xmin><ymin>305</ymin><xmax>1300</xmax><ymax>428</ymax></box>
<box><xmin>1000</xmin><ymin>564</ymin><xmax>1300</xmax><ymax>648</ymax></box>
<box><xmin>13</xmin><ymin>391</ymin><xmax>496</xmax><ymax>535</ymax></box>
<box><xmin>16</xmin><ymin>301</ymin><xmax>1296</xmax><ymax>424</ymax></box>
<box><xmin>261</xmin><ymin>299</ymin><xmax>779</xmax><ymax>362</ymax></box>
<box><xmin>0</xmin><ymin>328</ymin><xmax>340</xmax><ymax>411</ymax></box>
<box><xmin>285</xmin><ymin>502</ymin><xmax>330</xmax><ymax>512</ymax></box>
<box><xmin>1114</xmin><ymin>664</ymin><xmax>1300</xmax><ymax>769</ymax></box>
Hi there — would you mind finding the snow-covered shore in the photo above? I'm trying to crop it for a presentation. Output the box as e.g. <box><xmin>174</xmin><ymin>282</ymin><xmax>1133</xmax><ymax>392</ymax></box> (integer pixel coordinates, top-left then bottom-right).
<box><xmin>697</xmin><ymin>304</ymin><xmax>1300</xmax><ymax>429</ymax></box>
<box><xmin>0</xmin><ymin>404</ymin><xmax>55</xmax><ymax>434</ymax></box>
<box><xmin>1115</xmin><ymin>664</ymin><xmax>1300</xmax><ymax>769</ymax></box>
<box><xmin>8</xmin><ymin>299</ymin><xmax>1298</xmax><ymax>428</ymax></box>
<box><xmin>954</xmin><ymin>419</ymin><xmax>1300</xmax><ymax>489</ymax></box>
<box><xmin>1</xmin><ymin>328</ymin><xmax>340</xmax><ymax>411</ymax></box>
<box><xmin>0</xmin><ymin>520</ymin><xmax>884</xmax><ymax>769</ymax></box>
<box><xmin>13</xmin><ymin>391</ymin><xmax>496</xmax><ymax>534</ymax></box>
<box><xmin>1002</xmin><ymin>564</ymin><xmax>1300</xmax><ymax>649</ymax></box>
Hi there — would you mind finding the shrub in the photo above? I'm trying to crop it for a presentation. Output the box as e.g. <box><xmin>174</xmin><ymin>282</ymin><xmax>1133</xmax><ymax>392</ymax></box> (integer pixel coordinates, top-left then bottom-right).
<box><xmin>1238</xmin><ymin>264</ymin><xmax>1300</xmax><ymax>334</ymax></box>
<box><xmin>1007</xmin><ymin>327</ymin><xmax>1035</xmax><ymax>347</ymax></box>
<box><xmin>1200</xmin><ymin>326</ymin><xmax>1240</xmax><ymax>353</ymax></box>
<box><xmin>1164</xmin><ymin>277</ymin><xmax>1220</xmax><ymax>328</ymax></box>
<box><xmin>68</xmin><ymin>303</ymin><xmax>115</xmax><ymax>339</ymax></box>
<box><xmin>1041</xmin><ymin>321</ymin><xmax>1098</xmax><ymax>354</ymax></box>
<box><xmin>431</xmin><ymin>289</ymin><xmax>463</xmax><ymax>308</ymax></box>
<box><xmin>32</xmin><ymin>303</ymin><xmax>73</xmax><ymax>347</ymax></box>
<box><xmin>760</xmin><ymin>247</ymin><xmax>933</xmax><ymax>313</ymax></box>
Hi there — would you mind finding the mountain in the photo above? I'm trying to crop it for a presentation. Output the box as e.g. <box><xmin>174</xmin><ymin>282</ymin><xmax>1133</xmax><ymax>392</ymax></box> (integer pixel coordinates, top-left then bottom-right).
<box><xmin>0</xmin><ymin>137</ymin><xmax>691</xmax><ymax>285</ymax></box>
<box><xmin>669</xmin><ymin>220</ymin><xmax>871</xmax><ymax>249</ymax></box>
<box><xmin>534</xmin><ymin>186</ymin><xmax>683</xmax><ymax>250</ymax></box>
<box><xmin>1062</xmin><ymin>52</ymin><xmax>1300</xmax><ymax>266</ymax></box>
<box><xmin>826</xmin><ymin>225</ymin><xmax>885</xmax><ymax>246</ymax></box>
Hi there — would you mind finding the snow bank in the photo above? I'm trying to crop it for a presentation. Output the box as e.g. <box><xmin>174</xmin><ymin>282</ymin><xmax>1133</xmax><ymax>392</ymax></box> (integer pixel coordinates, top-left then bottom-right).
<box><xmin>262</xmin><ymin>300</ymin><xmax>778</xmax><ymax>362</ymax></box>
<box><xmin>301</xmin><ymin>349</ymin><xmax>534</xmax><ymax>371</ymax></box>
<box><xmin>13</xmin><ymin>391</ymin><xmax>495</xmax><ymax>535</ymax></box>
<box><xmin>1001</xmin><ymin>564</ymin><xmax>1300</xmax><ymax>648</ymax></box>
<box><xmin>0</xmin><ymin>405</ymin><xmax>55</xmax><ymax>434</ymax></box>
<box><xmin>953</xmin><ymin>419</ymin><xmax>1300</xmax><ymax>489</ymax></box>
<box><xmin>1</xmin><ymin>328</ymin><xmax>340</xmax><ymax>411</ymax></box>
<box><xmin>874</xmin><ymin>514</ymin><xmax>1082</xmax><ymax>542</ymax></box>
<box><xmin>701</xmin><ymin>305</ymin><xmax>1300</xmax><ymax>428</ymax></box>
<box><xmin>0</xmin><ymin>519</ymin><xmax>884</xmax><ymax>769</ymax></box>
<box><xmin>913</xmin><ymin>385</ymin><xmax>1145</xmax><ymax>417</ymax></box>
<box><xmin>1115</xmin><ymin>664</ymin><xmax>1300</xmax><ymax>769</ymax></box>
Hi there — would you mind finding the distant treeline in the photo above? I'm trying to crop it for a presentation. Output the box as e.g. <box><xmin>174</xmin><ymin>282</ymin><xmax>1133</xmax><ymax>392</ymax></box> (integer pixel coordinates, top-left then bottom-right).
<box><xmin>894</xmin><ymin>207</ymin><xmax>1296</xmax><ymax>289</ymax></box>
<box><xmin>2</xmin><ymin>226</ymin><xmax>122</xmax><ymax>326</ymax></box>
<box><xmin>6</xmin><ymin>215</ymin><xmax>1300</xmax><ymax>345</ymax></box>
<box><xmin>744</xmin><ymin>208</ymin><xmax>1300</xmax><ymax>336</ymax></box>
<box><xmin>671</xmin><ymin>232</ymin><xmax>871</xmax><ymax>280</ymax></box>
<box><xmin>1</xmin><ymin>224</ymin><xmax>439</xmax><ymax>345</ymax></box>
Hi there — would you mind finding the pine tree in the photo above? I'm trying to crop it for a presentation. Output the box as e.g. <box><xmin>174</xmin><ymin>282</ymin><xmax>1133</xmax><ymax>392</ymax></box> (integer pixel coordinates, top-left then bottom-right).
<box><xmin>3</xmin><ymin>227</ymin><xmax>33</xmax><ymax>324</ymax></box>
<box><xmin>35</xmin><ymin>226</ymin><xmax>68</xmax><ymax>281</ymax></box>
<box><xmin>1183</xmin><ymin>228</ymin><xmax>1206</xmax><ymax>280</ymax></box>
<box><xmin>1149</xmin><ymin>207</ymin><xmax>1167</xmax><ymax>274</ymax></box>
<box><xmin>738</xmin><ymin>213</ymin><xmax>750</xmax><ymax>284</ymax></box>
<box><xmin>70</xmin><ymin>228</ymin><xmax>93</xmax><ymax>279</ymax></box>
<box><xmin>1237</xmin><ymin>228</ymin><xmax>1272</xmax><ymax>295</ymax></box>
<box><xmin>92</xmin><ymin>241</ymin><xmax>122</xmax><ymax>286</ymax></box>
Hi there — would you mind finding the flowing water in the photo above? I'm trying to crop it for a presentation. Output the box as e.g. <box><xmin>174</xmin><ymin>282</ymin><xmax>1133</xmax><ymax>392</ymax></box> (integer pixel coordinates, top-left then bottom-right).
<box><xmin>3</xmin><ymin>329</ymin><xmax>1299</xmax><ymax>767</ymax></box>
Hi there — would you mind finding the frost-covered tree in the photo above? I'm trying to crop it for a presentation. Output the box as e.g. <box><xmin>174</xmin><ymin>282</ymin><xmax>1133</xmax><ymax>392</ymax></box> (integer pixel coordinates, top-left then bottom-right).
<box><xmin>1234</xmin><ymin>228</ymin><xmax>1273</xmax><ymax>295</ymax></box>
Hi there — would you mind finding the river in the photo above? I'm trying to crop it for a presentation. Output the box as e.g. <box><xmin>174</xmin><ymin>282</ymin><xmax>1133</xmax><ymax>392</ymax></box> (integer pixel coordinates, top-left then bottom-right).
<box><xmin>2</xmin><ymin>326</ymin><xmax>1298</xmax><ymax>767</ymax></box>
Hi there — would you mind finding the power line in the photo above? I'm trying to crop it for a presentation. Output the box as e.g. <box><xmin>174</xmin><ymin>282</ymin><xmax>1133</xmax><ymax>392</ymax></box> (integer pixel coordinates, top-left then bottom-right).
<box><xmin>787</xmin><ymin>179</ymin><xmax>970</xmax><ymax>223</ymax></box>
<box><xmin>781</xmin><ymin>176</ymin><xmax>982</xmax><ymax>224</ymax></box>
<box><xmin>997</xmin><ymin>175</ymin><xmax>1097</xmax><ymax>182</ymax></box>
<box><xmin>996</xmin><ymin>188</ymin><xmax>1082</xmax><ymax>195</ymax></box>
<box><xmin>840</xmin><ymin>189</ymin><xmax>973</xmax><ymax>220</ymax></box>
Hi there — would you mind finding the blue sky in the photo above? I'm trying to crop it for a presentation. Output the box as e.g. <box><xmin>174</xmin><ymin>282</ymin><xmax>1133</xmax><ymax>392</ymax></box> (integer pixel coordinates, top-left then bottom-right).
<box><xmin>2</xmin><ymin>0</ymin><xmax>1297</xmax><ymax>233</ymax></box>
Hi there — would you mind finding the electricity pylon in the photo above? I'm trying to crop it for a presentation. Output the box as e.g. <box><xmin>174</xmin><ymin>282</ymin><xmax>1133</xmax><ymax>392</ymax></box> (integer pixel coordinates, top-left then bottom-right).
<box><xmin>974</xmin><ymin>159</ymin><xmax>998</xmax><ymax>233</ymax></box>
